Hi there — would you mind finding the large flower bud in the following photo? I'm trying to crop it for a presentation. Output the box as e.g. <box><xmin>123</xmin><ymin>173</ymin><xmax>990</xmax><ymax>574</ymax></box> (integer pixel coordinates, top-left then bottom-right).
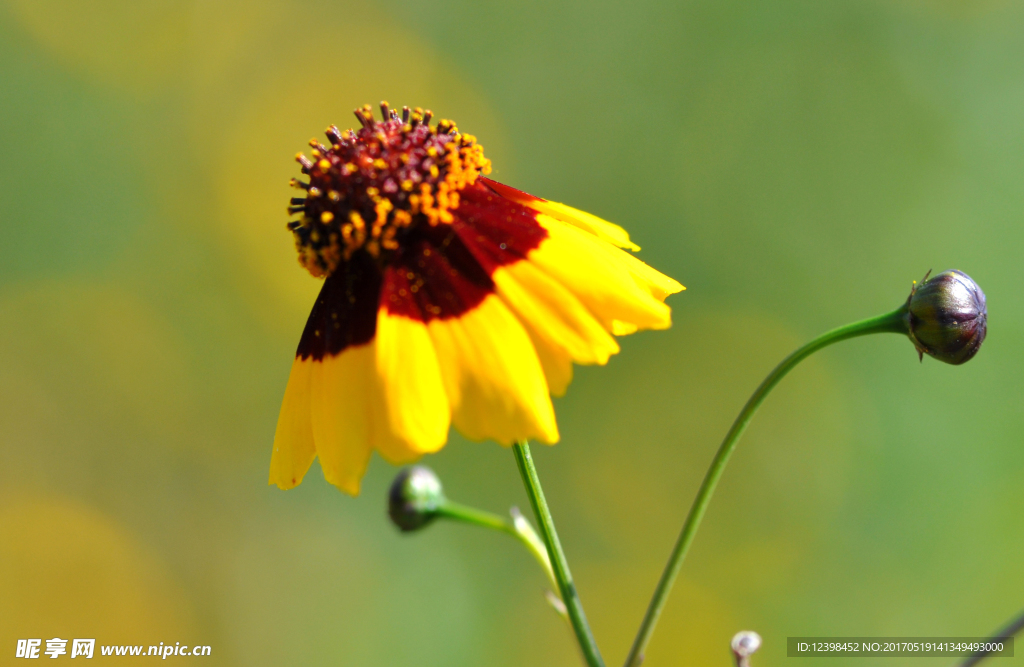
<box><xmin>388</xmin><ymin>466</ymin><xmax>446</xmax><ymax>532</ymax></box>
<box><xmin>906</xmin><ymin>270</ymin><xmax>987</xmax><ymax>365</ymax></box>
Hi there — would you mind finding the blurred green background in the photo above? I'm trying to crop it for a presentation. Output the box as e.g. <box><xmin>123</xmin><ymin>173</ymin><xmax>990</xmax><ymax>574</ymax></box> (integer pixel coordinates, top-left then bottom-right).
<box><xmin>1</xmin><ymin>0</ymin><xmax>1022</xmax><ymax>665</ymax></box>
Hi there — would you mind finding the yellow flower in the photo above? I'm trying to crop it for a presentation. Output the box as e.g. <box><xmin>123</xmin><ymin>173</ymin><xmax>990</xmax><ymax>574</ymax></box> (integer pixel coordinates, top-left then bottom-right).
<box><xmin>271</xmin><ymin>103</ymin><xmax>683</xmax><ymax>495</ymax></box>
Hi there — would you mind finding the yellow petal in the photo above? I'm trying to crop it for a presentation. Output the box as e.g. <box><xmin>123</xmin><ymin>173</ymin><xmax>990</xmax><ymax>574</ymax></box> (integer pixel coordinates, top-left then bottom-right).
<box><xmin>494</xmin><ymin>259</ymin><xmax>619</xmax><ymax>365</ymax></box>
<box><xmin>528</xmin><ymin>198</ymin><xmax>641</xmax><ymax>251</ymax></box>
<box><xmin>427</xmin><ymin>294</ymin><xmax>559</xmax><ymax>444</ymax></box>
<box><xmin>523</xmin><ymin>328</ymin><xmax>574</xmax><ymax>397</ymax></box>
<box><xmin>611</xmin><ymin>320</ymin><xmax>639</xmax><ymax>336</ymax></box>
<box><xmin>530</xmin><ymin>214</ymin><xmax>673</xmax><ymax>333</ymax></box>
<box><xmin>374</xmin><ymin>310</ymin><xmax>450</xmax><ymax>463</ymax></box>
<box><xmin>269</xmin><ymin>357</ymin><xmax>317</xmax><ymax>490</ymax></box>
<box><xmin>613</xmin><ymin>250</ymin><xmax>685</xmax><ymax>301</ymax></box>
<box><xmin>309</xmin><ymin>344</ymin><xmax>376</xmax><ymax>495</ymax></box>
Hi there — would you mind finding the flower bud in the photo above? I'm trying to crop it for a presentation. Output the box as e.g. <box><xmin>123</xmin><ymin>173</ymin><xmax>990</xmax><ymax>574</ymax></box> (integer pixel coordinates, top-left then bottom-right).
<box><xmin>731</xmin><ymin>631</ymin><xmax>762</xmax><ymax>667</ymax></box>
<box><xmin>388</xmin><ymin>466</ymin><xmax>446</xmax><ymax>532</ymax></box>
<box><xmin>906</xmin><ymin>270</ymin><xmax>987</xmax><ymax>365</ymax></box>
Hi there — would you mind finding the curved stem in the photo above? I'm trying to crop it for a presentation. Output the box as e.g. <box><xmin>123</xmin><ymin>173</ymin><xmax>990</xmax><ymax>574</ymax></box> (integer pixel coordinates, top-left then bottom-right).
<box><xmin>957</xmin><ymin>607</ymin><xmax>1024</xmax><ymax>667</ymax></box>
<box><xmin>514</xmin><ymin>441</ymin><xmax>606</xmax><ymax>667</ymax></box>
<box><xmin>437</xmin><ymin>500</ymin><xmax>558</xmax><ymax>591</ymax></box>
<box><xmin>624</xmin><ymin>306</ymin><xmax>909</xmax><ymax>667</ymax></box>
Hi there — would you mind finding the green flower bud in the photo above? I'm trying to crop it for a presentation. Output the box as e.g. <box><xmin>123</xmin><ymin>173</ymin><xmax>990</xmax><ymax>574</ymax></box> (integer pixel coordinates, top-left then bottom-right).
<box><xmin>388</xmin><ymin>466</ymin><xmax>446</xmax><ymax>532</ymax></box>
<box><xmin>906</xmin><ymin>269</ymin><xmax>987</xmax><ymax>365</ymax></box>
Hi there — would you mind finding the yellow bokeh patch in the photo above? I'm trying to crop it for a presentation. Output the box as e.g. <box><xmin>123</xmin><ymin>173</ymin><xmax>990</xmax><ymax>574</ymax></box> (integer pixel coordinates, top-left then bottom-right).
<box><xmin>0</xmin><ymin>497</ymin><xmax>194</xmax><ymax>648</ymax></box>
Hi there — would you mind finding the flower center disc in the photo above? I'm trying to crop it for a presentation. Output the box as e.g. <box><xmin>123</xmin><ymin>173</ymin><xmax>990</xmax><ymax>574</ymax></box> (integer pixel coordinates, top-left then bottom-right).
<box><xmin>287</xmin><ymin>102</ymin><xmax>492</xmax><ymax>277</ymax></box>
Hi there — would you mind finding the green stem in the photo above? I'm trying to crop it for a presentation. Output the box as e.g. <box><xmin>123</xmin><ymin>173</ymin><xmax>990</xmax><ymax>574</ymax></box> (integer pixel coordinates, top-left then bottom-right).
<box><xmin>623</xmin><ymin>306</ymin><xmax>909</xmax><ymax>667</ymax></box>
<box><xmin>514</xmin><ymin>441</ymin><xmax>606</xmax><ymax>667</ymax></box>
<box><xmin>437</xmin><ymin>500</ymin><xmax>558</xmax><ymax>591</ymax></box>
<box><xmin>957</xmin><ymin>607</ymin><xmax>1024</xmax><ymax>667</ymax></box>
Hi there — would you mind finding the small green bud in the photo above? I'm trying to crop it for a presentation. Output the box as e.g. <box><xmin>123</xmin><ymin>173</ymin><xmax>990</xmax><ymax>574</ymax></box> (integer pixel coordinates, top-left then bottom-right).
<box><xmin>906</xmin><ymin>269</ymin><xmax>987</xmax><ymax>365</ymax></box>
<box><xmin>388</xmin><ymin>466</ymin><xmax>446</xmax><ymax>532</ymax></box>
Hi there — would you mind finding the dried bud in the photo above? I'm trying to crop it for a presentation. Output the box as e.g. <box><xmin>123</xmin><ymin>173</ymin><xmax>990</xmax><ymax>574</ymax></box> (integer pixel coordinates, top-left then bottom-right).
<box><xmin>906</xmin><ymin>270</ymin><xmax>987</xmax><ymax>365</ymax></box>
<box><xmin>388</xmin><ymin>466</ymin><xmax>446</xmax><ymax>532</ymax></box>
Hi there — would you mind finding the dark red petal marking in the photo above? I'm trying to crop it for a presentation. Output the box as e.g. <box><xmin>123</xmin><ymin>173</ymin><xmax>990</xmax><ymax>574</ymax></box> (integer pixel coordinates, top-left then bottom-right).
<box><xmin>380</xmin><ymin>222</ymin><xmax>494</xmax><ymax>321</ymax></box>
<box><xmin>295</xmin><ymin>251</ymin><xmax>381</xmax><ymax>360</ymax></box>
<box><xmin>296</xmin><ymin>180</ymin><xmax>549</xmax><ymax>359</ymax></box>
<box><xmin>479</xmin><ymin>176</ymin><xmax>545</xmax><ymax>206</ymax></box>
<box><xmin>381</xmin><ymin>182</ymin><xmax>548</xmax><ymax>321</ymax></box>
<box><xmin>448</xmin><ymin>181</ymin><xmax>548</xmax><ymax>274</ymax></box>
